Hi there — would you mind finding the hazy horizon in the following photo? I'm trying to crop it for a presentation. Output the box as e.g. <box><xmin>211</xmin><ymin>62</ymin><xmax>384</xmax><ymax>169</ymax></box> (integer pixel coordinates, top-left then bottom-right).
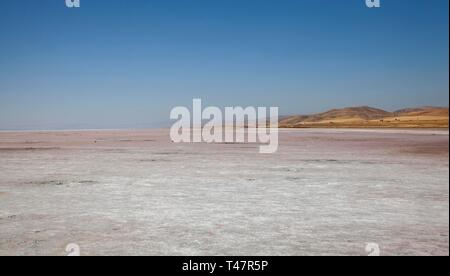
<box><xmin>0</xmin><ymin>104</ymin><xmax>448</xmax><ymax>131</ymax></box>
<box><xmin>1</xmin><ymin>0</ymin><xmax>449</xmax><ymax>130</ymax></box>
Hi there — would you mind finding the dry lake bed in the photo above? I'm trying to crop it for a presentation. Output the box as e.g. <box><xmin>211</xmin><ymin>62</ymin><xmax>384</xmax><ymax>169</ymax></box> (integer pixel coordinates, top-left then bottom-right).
<box><xmin>0</xmin><ymin>129</ymin><xmax>448</xmax><ymax>256</ymax></box>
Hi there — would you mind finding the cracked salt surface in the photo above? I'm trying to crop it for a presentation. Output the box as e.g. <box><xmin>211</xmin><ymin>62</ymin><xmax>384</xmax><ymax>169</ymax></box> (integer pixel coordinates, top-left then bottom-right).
<box><xmin>0</xmin><ymin>129</ymin><xmax>448</xmax><ymax>255</ymax></box>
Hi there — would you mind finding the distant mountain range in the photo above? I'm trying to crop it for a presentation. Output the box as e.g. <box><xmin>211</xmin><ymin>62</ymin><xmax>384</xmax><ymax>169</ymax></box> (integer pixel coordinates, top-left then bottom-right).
<box><xmin>279</xmin><ymin>106</ymin><xmax>449</xmax><ymax>128</ymax></box>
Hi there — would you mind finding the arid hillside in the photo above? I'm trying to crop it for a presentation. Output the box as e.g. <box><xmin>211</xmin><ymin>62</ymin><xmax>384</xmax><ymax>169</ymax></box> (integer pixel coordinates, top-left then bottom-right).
<box><xmin>279</xmin><ymin>106</ymin><xmax>449</xmax><ymax>128</ymax></box>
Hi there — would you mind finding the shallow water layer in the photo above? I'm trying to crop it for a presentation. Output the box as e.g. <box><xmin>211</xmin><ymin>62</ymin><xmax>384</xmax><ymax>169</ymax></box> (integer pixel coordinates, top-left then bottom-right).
<box><xmin>0</xmin><ymin>129</ymin><xmax>448</xmax><ymax>256</ymax></box>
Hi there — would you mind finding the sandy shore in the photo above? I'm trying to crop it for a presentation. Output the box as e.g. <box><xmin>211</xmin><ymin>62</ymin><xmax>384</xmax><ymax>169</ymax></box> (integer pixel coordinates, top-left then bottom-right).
<box><xmin>0</xmin><ymin>129</ymin><xmax>448</xmax><ymax>255</ymax></box>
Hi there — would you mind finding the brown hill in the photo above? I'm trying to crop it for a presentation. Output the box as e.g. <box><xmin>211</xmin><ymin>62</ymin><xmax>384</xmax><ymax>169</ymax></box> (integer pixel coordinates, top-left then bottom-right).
<box><xmin>280</xmin><ymin>106</ymin><xmax>449</xmax><ymax>128</ymax></box>
<box><xmin>394</xmin><ymin>106</ymin><xmax>449</xmax><ymax>117</ymax></box>
<box><xmin>302</xmin><ymin>106</ymin><xmax>390</xmax><ymax>122</ymax></box>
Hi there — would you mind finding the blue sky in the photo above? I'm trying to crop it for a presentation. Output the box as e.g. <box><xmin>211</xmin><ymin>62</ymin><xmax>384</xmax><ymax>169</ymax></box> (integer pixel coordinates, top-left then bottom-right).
<box><xmin>0</xmin><ymin>0</ymin><xmax>448</xmax><ymax>130</ymax></box>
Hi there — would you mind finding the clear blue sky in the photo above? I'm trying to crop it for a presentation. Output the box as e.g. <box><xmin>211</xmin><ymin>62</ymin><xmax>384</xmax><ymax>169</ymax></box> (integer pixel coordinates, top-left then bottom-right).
<box><xmin>0</xmin><ymin>0</ymin><xmax>448</xmax><ymax>130</ymax></box>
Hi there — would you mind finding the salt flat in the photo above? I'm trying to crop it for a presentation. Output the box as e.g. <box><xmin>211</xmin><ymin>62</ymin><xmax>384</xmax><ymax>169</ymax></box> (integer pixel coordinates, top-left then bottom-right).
<box><xmin>0</xmin><ymin>129</ymin><xmax>448</xmax><ymax>255</ymax></box>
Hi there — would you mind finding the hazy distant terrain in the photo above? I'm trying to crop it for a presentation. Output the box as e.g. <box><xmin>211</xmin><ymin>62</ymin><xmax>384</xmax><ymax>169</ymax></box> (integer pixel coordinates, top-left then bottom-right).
<box><xmin>280</xmin><ymin>106</ymin><xmax>449</xmax><ymax>128</ymax></box>
<box><xmin>0</xmin><ymin>129</ymin><xmax>448</xmax><ymax>256</ymax></box>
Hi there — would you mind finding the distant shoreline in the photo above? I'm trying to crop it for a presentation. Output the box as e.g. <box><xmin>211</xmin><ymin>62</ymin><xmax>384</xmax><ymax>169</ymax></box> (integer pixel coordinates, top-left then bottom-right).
<box><xmin>280</xmin><ymin>126</ymin><xmax>450</xmax><ymax>129</ymax></box>
<box><xmin>1</xmin><ymin>106</ymin><xmax>448</xmax><ymax>132</ymax></box>
<box><xmin>0</xmin><ymin>127</ymin><xmax>448</xmax><ymax>134</ymax></box>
